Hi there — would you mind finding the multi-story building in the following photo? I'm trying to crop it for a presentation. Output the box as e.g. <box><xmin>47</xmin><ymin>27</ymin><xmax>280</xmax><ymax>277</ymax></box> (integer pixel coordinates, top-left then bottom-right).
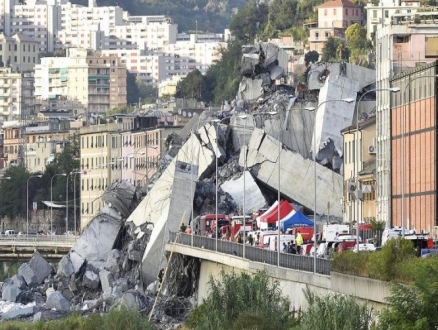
<box><xmin>390</xmin><ymin>62</ymin><xmax>437</xmax><ymax>233</ymax></box>
<box><xmin>0</xmin><ymin>67</ymin><xmax>21</xmax><ymax>123</ymax></box>
<box><xmin>0</xmin><ymin>33</ymin><xmax>40</xmax><ymax>72</ymax></box>
<box><xmin>365</xmin><ymin>0</ymin><xmax>421</xmax><ymax>39</ymax></box>
<box><xmin>374</xmin><ymin>12</ymin><xmax>438</xmax><ymax>227</ymax></box>
<box><xmin>25</xmin><ymin>122</ymin><xmax>70</xmax><ymax>172</ymax></box>
<box><xmin>1</xmin><ymin>120</ymin><xmax>24</xmax><ymax>166</ymax></box>
<box><xmin>341</xmin><ymin>116</ymin><xmax>377</xmax><ymax>225</ymax></box>
<box><xmin>34</xmin><ymin>48</ymin><xmax>126</xmax><ymax>115</ymax></box>
<box><xmin>309</xmin><ymin>0</ymin><xmax>362</xmax><ymax>52</ymax></box>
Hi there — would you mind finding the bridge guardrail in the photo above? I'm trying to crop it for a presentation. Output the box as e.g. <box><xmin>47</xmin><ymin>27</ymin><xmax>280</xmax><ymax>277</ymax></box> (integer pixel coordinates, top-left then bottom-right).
<box><xmin>0</xmin><ymin>235</ymin><xmax>77</xmax><ymax>243</ymax></box>
<box><xmin>169</xmin><ymin>232</ymin><xmax>330</xmax><ymax>275</ymax></box>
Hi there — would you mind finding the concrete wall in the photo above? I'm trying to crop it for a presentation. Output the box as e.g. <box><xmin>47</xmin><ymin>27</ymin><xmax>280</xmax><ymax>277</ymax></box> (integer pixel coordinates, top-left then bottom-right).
<box><xmin>170</xmin><ymin>244</ymin><xmax>391</xmax><ymax>312</ymax></box>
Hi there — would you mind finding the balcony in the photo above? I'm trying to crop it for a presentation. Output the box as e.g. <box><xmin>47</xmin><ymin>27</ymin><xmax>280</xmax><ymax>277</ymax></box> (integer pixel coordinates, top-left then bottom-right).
<box><xmin>370</xmin><ymin>17</ymin><xmax>381</xmax><ymax>24</ymax></box>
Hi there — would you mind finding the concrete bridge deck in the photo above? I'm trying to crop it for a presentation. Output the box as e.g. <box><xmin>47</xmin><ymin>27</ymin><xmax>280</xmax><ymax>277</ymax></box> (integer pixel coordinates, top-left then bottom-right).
<box><xmin>0</xmin><ymin>236</ymin><xmax>75</xmax><ymax>261</ymax></box>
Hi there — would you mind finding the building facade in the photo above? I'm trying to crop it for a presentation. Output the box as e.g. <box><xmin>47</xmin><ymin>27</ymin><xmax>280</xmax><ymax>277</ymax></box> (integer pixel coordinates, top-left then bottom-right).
<box><xmin>375</xmin><ymin>13</ymin><xmax>438</xmax><ymax>227</ymax></box>
<box><xmin>390</xmin><ymin>62</ymin><xmax>437</xmax><ymax>234</ymax></box>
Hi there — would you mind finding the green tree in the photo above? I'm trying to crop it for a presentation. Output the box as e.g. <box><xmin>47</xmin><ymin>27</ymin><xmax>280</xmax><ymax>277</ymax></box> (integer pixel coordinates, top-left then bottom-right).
<box><xmin>346</xmin><ymin>23</ymin><xmax>369</xmax><ymax>50</ymax></box>
<box><xmin>265</xmin><ymin>0</ymin><xmax>298</xmax><ymax>32</ymax></box>
<box><xmin>186</xmin><ymin>270</ymin><xmax>292</xmax><ymax>330</ymax></box>
<box><xmin>297</xmin><ymin>288</ymin><xmax>375</xmax><ymax>330</ymax></box>
<box><xmin>175</xmin><ymin>69</ymin><xmax>208</xmax><ymax>101</ymax></box>
<box><xmin>126</xmin><ymin>71</ymin><xmax>140</xmax><ymax>105</ymax></box>
<box><xmin>305</xmin><ymin>50</ymin><xmax>319</xmax><ymax>66</ymax></box>
<box><xmin>137</xmin><ymin>79</ymin><xmax>158</xmax><ymax>103</ymax></box>
<box><xmin>0</xmin><ymin>166</ymin><xmax>29</xmax><ymax>218</ymax></box>
<box><xmin>321</xmin><ymin>37</ymin><xmax>349</xmax><ymax>62</ymax></box>
<box><xmin>229</xmin><ymin>1</ymin><xmax>268</xmax><ymax>42</ymax></box>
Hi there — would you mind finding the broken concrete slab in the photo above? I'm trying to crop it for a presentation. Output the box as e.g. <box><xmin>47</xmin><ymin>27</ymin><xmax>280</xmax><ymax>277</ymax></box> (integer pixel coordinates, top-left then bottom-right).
<box><xmin>220</xmin><ymin>171</ymin><xmax>267</xmax><ymax>214</ymax></box>
<box><xmin>82</xmin><ymin>270</ymin><xmax>100</xmax><ymax>290</ymax></box>
<box><xmin>71</xmin><ymin>210</ymin><xmax>123</xmax><ymax>263</ymax></box>
<box><xmin>46</xmin><ymin>291</ymin><xmax>71</xmax><ymax>312</ymax></box>
<box><xmin>1</xmin><ymin>282</ymin><xmax>22</xmax><ymax>302</ymax></box>
<box><xmin>28</xmin><ymin>251</ymin><xmax>53</xmax><ymax>284</ymax></box>
<box><xmin>99</xmin><ymin>269</ymin><xmax>114</xmax><ymax>294</ymax></box>
<box><xmin>57</xmin><ymin>255</ymin><xmax>74</xmax><ymax>278</ymax></box>
<box><xmin>46</xmin><ymin>287</ymin><xmax>55</xmax><ymax>299</ymax></box>
<box><xmin>103</xmin><ymin>249</ymin><xmax>121</xmax><ymax>273</ymax></box>
<box><xmin>69</xmin><ymin>251</ymin><xmax>85</xmax><ymax>273</ymax></box>
<box><xmin>10</xmin><ymin>274</ymin><xmax>26</xmax><ymax>290</ymax></box>
<box><xmin>18</xmin><ymin>263</ymin><xmax>39</xmax><ymax>288</ymax></box>
<box><xmin>1</xmin><ymin>306</ymin><xmax>34</xmax><ymax>320</ymax></box>
<box><xmin>245</xmin><ymin>127</ymin><xmax>343</xmax><ymax>216</ymax></box>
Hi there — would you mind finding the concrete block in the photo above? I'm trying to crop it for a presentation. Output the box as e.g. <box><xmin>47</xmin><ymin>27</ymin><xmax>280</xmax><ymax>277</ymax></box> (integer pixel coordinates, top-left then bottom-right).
<box><xmin>71</xmin><ymin>213</ymin><xmax>122</xmax><ymax>263</ymax></box>
<box><xmin>28</xmin><ymin>251</ymin><xmax>53</xmax><ymax>284</ymax></box>
<box><xmin>99</xmin><ymin>269</ymin><xmax>114</xmax><ymax>294</ymax></box>
<box><xmin>46</xmin><ymin>291</ymin><xmax>71</xmax><ymax>312</ymax></box>
<box><xmin>1</xmin><ymin>282</ymin><xmax>22</xmax><ymax>302</ymax></box>
<box><xmin>18</xmin><ymin>263</ymin><xmax>38</xmax><ymax>288</ymax></box>
<box><xmin>10</xmin><ymin>274</ymin><xmax>26</xmax><ymax>290</ymax></box>
<box><xmin>121</xmin><ymin>291</ymin><xmax>140</xmax><ymax>310</ymax></box>
<box><xmin>82</xmin><ymin>270</ymin><xmax>100</xmax><ymax>290</ymax></box>
<box><xmin>221</xmin><ymin>171</ymin><xmax>267</xmax><ymax>214</ymax></box>
<box><xmin>103</xmin><ymin>249</ymin><xmax>121</xmax><ymax>272</ymax></box>
<box><xmin>46</xmin><ymin>287</ymin><xmax>55</xmax><ymax>299</ymax></box>
<box><xmin>57</xmin><ymin>255</ymin><xmax>74</xmax><ymax>278</ymax></box>
<box><xmin>69</xmin><ymin>251</ymin><xmax>85</xmax><ymax>273</ymax></box>
<box><xmin>1</xmin><ymin>306</ymin><xmax>34</xmax><ymax>320</ymax></box>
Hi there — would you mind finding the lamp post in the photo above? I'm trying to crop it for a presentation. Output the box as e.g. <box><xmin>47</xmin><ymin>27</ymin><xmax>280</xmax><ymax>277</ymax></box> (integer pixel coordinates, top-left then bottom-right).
<box><xmin>27</xmin><ymin>175</ymin><xmax>42</xmax><ymax>237</ymax></box>
<box><xmin>73</xmin><ymin>171</ymin><xmax>81</xmax><ymax>236</ymax></box>
<box><xmin>211</xmin><ymin>118</ymin><xmax>228</xmax><ymax>252</ymax></box>
<box><xmin>51</xmin><ymin>173</ymin><xmax>66</xmax><ymax>237</ymax></box>
<box><xmin>237</xmin><ymin>114</ymin><xmax>257</xmax><ymax>258</ymax></box>
<box><xmin>305</xmin><ymin>97</ymin><xmax>354</xmax><ymax>273</ymax></box>
<box><xmin>132</xmin><ymin>145</ymin><xmax>158</xmax><ymax>187</ymax></box>
<box><xmin>401</xmin><ymin>75</ymin><xmax>437</xmax><ymax>237</ymax></box>
<box><xmin>354</xmin><ymin>87</ymin><xmax>400</xmax><ymax>250</ymax></box>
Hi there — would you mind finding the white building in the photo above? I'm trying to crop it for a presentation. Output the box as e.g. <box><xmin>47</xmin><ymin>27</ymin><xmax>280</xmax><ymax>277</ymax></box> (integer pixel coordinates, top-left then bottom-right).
<box><xmin>374</xmin><ymin>11</ymin><xmax>438</xmax><ymax>226</ymax></box>
<box><xmin>365</xmin><ymin>0</ymin><xmax>421</xmax><ymax>39</ymax></box>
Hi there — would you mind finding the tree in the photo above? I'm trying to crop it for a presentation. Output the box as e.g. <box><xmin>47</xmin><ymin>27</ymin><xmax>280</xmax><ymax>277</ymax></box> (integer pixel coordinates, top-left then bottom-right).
<box><xmin>266</xmin><ymin>0</ymin><xmax>298</xmax><ymax>32</ymax></box>
<box><xmin>175</xmin><ymin>69</ymin><xmax>208</xmax><ymax>101</ymax></box>
<box><xmin>126</xmin><ymin>71</ymin><xmax>140</xmax><ymax>105</ymax></box>
<box><xmin>305</xmin><ymin>50</ymin><xmax>319</xmax><ymax>66</ymax></box>
<box><xmin>0</xmin><ymin>166</ymin><xmax>29</xmax><ymax>218</ymax></box>
<box><xmin>186</xmin><ymin>270</ymin><xmax>293</xmax><ymax>330</ymax></box>
<box><xmin>321</xmin><ymin>37</ymin><xmax>349</xmax><ymax>62</ymax></box>
<box><xmin>346</xmin><ymin>23</ymin><xmax>368</xmax><ymax>50</ymax></box>
<box><xmin>229</xmin><ymin>1</ymin><xmax>268</xmax><ymax>42</ymax></box>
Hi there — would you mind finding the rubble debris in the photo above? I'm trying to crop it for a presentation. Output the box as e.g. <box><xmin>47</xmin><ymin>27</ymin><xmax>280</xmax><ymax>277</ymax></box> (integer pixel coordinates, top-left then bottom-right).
<box><xmin>82</xmin><ymin>269</ymin><xmax>100</xmax><ymax>290</ymax></box>
<box><xmin>18</xmin><ymin>263</ymin><xmax>39</xmax><ymax>288</ymax></box>
<box><xmin>46</xmin><ymin>291</ymin><xmax>71</xmax><ymax>312</ymax></box>
<box><xmin>10</xmin><ymin>274</ymin><xmax>26</xmax><ymax>290</ymax></box>
<box><xmin>1</xmin><ymin>305</ymin><xmax>35</xmax><ymax>320</ymax></box>
<box><xmin>28</xmin><ymin>251</ymin><xmax>53</xmax><ymax>284</ymax></box>
<box><xmin>1</xmin><ymin>281</ymin><xmax>22</xmax><ymax>302</ymax></box>
<box><xmin>99</xmin><ymin>269</ymin><xmax>114</xmax><ymax>294</ymax></box>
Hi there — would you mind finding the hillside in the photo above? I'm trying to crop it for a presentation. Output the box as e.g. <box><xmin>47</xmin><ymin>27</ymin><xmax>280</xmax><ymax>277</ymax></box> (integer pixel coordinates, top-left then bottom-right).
<box><xmin>71</xmin><ymin>0</ymin><xmax>249</xmax><ymax>33</ymax></box>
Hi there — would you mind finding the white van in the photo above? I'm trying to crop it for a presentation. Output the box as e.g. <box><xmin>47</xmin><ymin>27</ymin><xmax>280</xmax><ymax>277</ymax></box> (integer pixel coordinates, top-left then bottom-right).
<box><xmin>5</xmin><ymin>230</ymin><xmax>16</xmax><ymax>236</ymax></box>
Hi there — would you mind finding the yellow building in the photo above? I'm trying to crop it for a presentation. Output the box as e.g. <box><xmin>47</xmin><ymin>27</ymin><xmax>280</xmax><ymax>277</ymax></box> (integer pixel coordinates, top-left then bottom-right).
<box><xmin>341</xmin><ymin>116</ymin><xmax>377</xmax><ymax>224</ymax></box>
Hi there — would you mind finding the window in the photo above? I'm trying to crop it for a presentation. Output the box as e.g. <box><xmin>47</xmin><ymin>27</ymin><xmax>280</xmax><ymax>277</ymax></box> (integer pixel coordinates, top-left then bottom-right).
<box><xmin>385</xmin><ymin>10</ymin><xmax>389</xmax><ymax>18</ymax></box>
<box><xmin>333</xmin><ymin>9</ymin><xmax>336</xmax><ymax>15</ymax></box>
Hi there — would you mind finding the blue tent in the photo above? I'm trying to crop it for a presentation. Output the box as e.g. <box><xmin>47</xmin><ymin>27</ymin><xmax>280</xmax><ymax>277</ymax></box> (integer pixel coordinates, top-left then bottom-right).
<box><xmin>281</xmin><ymin>211</ymin><xmax>314</xmax><ymax>232</ymax></box>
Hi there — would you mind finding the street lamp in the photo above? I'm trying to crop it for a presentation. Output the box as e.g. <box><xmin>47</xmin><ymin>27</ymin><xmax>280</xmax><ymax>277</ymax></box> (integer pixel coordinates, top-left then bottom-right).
<box><xmin>401</xmin><ymin>75</ymin><xmax>437</xmax><ymax>237</ymax></box>
<box><xmin>27</xmin><ymin>175</ymin><xmax>42</xmax><ymax>236</ymax></box>
<box><xmin>51</xmin><ymin>173</ymin><xmax>66</xmax><ymax>237</ymax></box>
<box><xmin>354</xmin><ymin>87</ymin><xmax>400</xmax><ymax>249</ymax></box>
<box><xmin>305</xmin><ymin>97</ymin><xmax>354</xmax><ymax>273</ymax></box>
<box><xmin>132</xmin><ymin>146</ymin><xmax>158</xmax><ymax>187</ymax></box>
<box><xmin>211</xmin><ymin>117</ymin><xmax>228</xmax><ymax>252</ymax></box>
<box><xmin>237</xmin><ymin>114</ymin><xmax>257</xmax><ymax>259</ymax></box>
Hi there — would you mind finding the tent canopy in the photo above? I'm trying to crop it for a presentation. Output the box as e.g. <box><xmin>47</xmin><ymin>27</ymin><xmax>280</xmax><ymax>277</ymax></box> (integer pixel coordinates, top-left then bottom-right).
<box><xmin>260</xmin><ymin>200</ymin><xmax>293</xmax><ymax>225</ymax></box>
<box><xmin>281</xmin><ymin>211</ymin><xmax>314</xmax><ymax>232</ymax></box>
<box><xmin>256</xmin><ymin>201</ymin><xmax>278</xmax><ymax>228</ymax></box>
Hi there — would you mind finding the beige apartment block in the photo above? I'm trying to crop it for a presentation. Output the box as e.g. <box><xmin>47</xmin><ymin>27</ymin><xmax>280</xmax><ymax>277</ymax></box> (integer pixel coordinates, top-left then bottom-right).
<box><xmin>0</xmin><ymin>33</ymin><xmax>40</xmax><ymax>72</ymax></box>
<box><xmin>341</xmin><ymin>116</ymin><xmax>377</xmax><ymax>225</ymax></box>
<box><xmin>1</xmin><ymin>120</ymin><xmax>24</xmax><ymax>166</ymax></box>
<box><xmin>34</xmin><ymin>48</ymin><xmax>127</xmax><ymax>116</ymax></box>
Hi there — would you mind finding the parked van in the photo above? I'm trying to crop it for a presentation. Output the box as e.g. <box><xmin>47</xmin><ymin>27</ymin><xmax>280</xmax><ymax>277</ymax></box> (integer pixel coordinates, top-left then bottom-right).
<box><xmin>5</xmin><ymin>230</ymin><xmax>15</xmax><ymax>236</ymax></box>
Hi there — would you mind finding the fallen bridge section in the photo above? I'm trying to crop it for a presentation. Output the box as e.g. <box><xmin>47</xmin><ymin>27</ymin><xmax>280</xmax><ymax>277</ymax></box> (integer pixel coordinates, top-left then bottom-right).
<box><xmin>243</xmin><ymin>127</ymin><xmax>343</xmax><ymax>217</ymax></box>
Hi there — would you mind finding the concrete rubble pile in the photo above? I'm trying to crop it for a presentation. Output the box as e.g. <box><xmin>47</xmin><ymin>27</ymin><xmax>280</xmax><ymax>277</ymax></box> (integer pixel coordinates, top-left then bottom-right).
<box><xmin>0</xmin><ymin>181</ymin><xmax>158</xmax><ymax>322</ymax></box>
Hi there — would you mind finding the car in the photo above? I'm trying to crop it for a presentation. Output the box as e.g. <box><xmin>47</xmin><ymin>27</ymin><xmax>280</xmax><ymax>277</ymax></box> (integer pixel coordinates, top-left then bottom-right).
<box><xmin>5</xmin><ymin>230</ymin><xmax>15</xmax><ymax>236</ymax></box>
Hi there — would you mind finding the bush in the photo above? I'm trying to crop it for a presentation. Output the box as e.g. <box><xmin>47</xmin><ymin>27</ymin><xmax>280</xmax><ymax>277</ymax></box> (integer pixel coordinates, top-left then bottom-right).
<box><xmin>367</xmin><ymin>238</ymin><xmax>416</xmax><ymax>281</ymax></box>
<box><xmin>186</xmin><ymin>269</ymin><xmax>293</xmax><ymax>330</ymax></box>
<box><xmin>331</xmin><ymin>251</ymin><xmax>370</xmax><ymax>276</ymax></box>
<box><xmin>294</xmin><ymin>289</ymin><xmax>375</xmax><ymax>330</ymax></box>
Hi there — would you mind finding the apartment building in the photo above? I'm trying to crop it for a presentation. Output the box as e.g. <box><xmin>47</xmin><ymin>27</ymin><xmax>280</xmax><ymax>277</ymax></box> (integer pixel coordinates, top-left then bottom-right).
<box><xmin>0</xmin><ymin>67</ymin><xmax>21</xmax><ymax>123</ymax></box>
<box><xmin>375</xmin><ymin>12</ymin><xmax>438</xmax><ymax>227</ymax></box>
<box><xmin>365</xmin><ymin>0</ymin><xmax>421</xmax><ymax>39</ymax></box>
<box><xmin>341</xmin><ymin>116</ymin><xmax>377</xmax><ymax>224</ymax></box>
<box><xmin>390</xmin><ymin>62</ymin><xmax>437</xmax><ymax>234</ymax></box>
<box><xmin>0</xmin><ymin>33</ymin><xmax>40</xmax><ymax>72</ymax></box>
<box><xmin>309</xmin><ymin>0</ymin><xmax>362</xmax><ymax>52</ymax></box>
<box><xmin>1</xmin><ymin>120</ymin><xmax>24</xmax><ymax>166</ymax></box>
<box><xmin>34</xmin><ymin>48</ymin><xmax>127</xmax><ymax>115</ymax></box>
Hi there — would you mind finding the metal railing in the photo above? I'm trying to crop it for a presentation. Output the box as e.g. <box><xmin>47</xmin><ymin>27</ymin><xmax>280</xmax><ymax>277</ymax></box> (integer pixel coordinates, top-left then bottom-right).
<box><xmin>169</xmin><ymin>232</ymin><xmax>330</xmax><ymax>275</ymax></box>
